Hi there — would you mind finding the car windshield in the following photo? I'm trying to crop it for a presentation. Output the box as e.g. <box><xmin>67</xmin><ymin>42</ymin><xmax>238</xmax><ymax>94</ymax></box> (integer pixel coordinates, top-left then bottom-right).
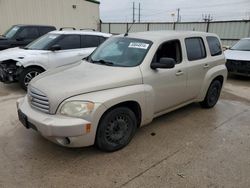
<box><xmin>231</xmin><ymin>39</ymin><xmax>250</xmax><ymax>51</ymax></box>
<box><xmin>25</xmin><ymin>34</ymin><xmax>60</xmax><ymax>50</ymax></box>
<box><xmin>89</xmin><ymin>37</ymin><xmax>152</xmax><ymax>67</ymax></box>
<box><xmin>3</xmin><ymin>26</ymin><xmax>20</xmax><ymax>39</ymax></box>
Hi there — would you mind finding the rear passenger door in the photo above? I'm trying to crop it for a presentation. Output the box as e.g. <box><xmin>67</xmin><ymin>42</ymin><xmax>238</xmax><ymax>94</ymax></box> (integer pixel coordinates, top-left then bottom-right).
<box><xmin>185</xmin><ymin>37</ymin><xmax>210</xmax><ymax>100</ymax></box>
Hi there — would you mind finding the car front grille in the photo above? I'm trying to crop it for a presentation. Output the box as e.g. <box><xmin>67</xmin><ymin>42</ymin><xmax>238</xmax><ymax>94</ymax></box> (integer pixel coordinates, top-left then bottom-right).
<box><xmin>226</xmin><ymin>59</ymin><xmax>250</xmax><ymax>75</ymax></box>
<box><xmin>28</xmin><ymin>87</ymin><xmax>50</xmax><ymax>114</ymax></box>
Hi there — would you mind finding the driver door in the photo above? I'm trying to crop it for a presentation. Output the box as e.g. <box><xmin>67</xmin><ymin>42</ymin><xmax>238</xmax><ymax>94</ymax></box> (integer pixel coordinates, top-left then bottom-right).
<box><xmin>143</xmin><ymin>40</ymin><xmax>188</xmax><ymax>114</ymax></box>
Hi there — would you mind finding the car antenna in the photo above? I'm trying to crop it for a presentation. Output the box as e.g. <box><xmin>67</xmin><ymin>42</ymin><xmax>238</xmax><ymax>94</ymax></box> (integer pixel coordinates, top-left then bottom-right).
<box><xmin>124</xmin><ymin>22</ymin><xmax>135</xmax><ymax>37</ymax></box>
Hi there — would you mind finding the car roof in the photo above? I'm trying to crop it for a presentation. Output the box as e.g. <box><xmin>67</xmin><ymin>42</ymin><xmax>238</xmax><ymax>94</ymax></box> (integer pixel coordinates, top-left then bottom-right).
<box><xmin>14</xmin><ymin>24</ymin><xmax>55</xmax><ymax>28</ymax></box>
<box><xmin>49</xmin><ymin>30</ymin><xmax>112</xmax><ymax>37</ymax></box>
<box><xmin>116</xmin><ymin>30</ymin><xmax>218</xmax><ymax>42</ymax></box>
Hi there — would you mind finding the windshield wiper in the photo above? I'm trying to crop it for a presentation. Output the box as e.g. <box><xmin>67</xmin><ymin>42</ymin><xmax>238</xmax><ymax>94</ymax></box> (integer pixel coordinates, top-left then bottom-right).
<box><xmin>91</xmin><ymin>59</ymin><xmax>114</xmax><ymax>66</ymax></box>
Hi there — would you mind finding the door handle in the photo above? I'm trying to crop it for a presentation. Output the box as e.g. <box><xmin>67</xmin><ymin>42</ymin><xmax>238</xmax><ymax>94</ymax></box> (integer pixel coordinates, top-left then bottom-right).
<box><xmin>175</xmin><ymin>70</ymin><xmax>184</xmax><ymax>76</ymax></box>
<box><xmin>203</xmin><ymin>64</ymin><xmax>210</xmax><ymax>69</ymax></box>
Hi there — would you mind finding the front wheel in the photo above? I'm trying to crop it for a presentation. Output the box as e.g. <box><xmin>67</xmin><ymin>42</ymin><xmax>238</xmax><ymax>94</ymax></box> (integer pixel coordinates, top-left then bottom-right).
<box><xmin>19</xmin><ymin>67</ymin><xmax>43</xmax><ymax>90</ymax></box>
<box><xmin>96</xmin><ymin>107</ymin><xmax>137</xmax><ymax>152</ymax></box>
<box><xmin>200</xmin><ymin>80</ymin><xmax>222</xmax><ymax>108</ymax></box>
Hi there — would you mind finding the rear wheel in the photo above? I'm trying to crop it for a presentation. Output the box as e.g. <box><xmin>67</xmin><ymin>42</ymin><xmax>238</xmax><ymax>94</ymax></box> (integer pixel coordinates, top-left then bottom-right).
<box><xmin>96</xmin><ymin>107</ymin><xmax>137</xmax><ymax>152</ymax></box>
<box><xmin>200</xmin><ymin>80</ymin><xmax>222</xmax><ymax>108</ymax></box>
<box><xmin>19</xmin><ymin>67</ymin><xmax>43</xmax><ymax>90</ymax></box>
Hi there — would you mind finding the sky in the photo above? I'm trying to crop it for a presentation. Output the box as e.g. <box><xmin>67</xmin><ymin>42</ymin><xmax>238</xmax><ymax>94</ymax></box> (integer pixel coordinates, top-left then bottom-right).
<box><xmin>99</xmin><ymin>0</ymin><xmax>250</xmax><ymax>22</ymax></box>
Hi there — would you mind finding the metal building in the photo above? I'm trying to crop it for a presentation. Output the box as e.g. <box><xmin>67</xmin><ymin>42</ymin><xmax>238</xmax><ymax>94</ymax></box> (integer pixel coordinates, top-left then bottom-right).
<box><xmin>0</xmin><ymin>0</ymin><xmax>100</xmax><ymax>34</ymax></box>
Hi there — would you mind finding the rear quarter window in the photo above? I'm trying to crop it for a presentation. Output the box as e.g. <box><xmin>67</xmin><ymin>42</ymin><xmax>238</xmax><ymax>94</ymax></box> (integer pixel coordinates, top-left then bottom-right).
<box><xmin>206</xmin><ymin>36</ymin><xmax>222</xmax><ymax>56</ymax></box>
<box><xmin>185</xmin><ymin>37</ymin><xmax>206</xmax><ymax>61</ymax></box>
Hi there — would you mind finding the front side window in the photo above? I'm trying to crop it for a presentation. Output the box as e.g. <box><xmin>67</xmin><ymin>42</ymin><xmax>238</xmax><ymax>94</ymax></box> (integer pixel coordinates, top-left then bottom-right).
<box><xmin>206</xmin><ymin>36</ymin><xmax>222</xmax><ymax>56</ymax></box>
<box><xmin>25</xmin><ymin>34</ymin><xmax>60</xmax><ymax>50</ymax></box>
<box><xmin>152</xmin><ymin>40</ymin><xmax>182</xmax><ymax>64</ymax></box>
<box><xmin>231</xmin><ymin>39</ymin><xmax>250</xmax><ymax>51</ymax></box>
<box><xmin>17</xmin><ymin>27</ymin><xmax>39</xmax><ymax>39</ymax></box>
<box><xmin>185</xmin><ymin>37</ymin><xmax>206</xmax><ymax>61</ymax></box>
<box><xmin>56</xmin><ymin>35</ymin><xmax>81</xmax><ymax>50</ymax></box>
<box><xmin>89</xmin><ymin>37</ymin><xmax>152</xmax><ymax>67</ymax></box>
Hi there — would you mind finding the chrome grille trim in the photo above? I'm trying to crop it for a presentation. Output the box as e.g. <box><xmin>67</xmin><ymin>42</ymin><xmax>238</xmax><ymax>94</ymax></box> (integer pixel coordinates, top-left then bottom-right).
<box><xmin>28</xmin><ymin>87</ymin><xmax>50</xmax><ymax>114</ymax></box>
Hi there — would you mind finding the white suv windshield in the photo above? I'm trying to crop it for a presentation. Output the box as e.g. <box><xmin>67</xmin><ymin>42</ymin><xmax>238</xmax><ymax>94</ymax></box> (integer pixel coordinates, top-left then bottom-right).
<box><xmin>89</xmin><ymin>37</ymin><xmax>152</xmax><ymax>67</ymax></box>
<box><xmin>25</xmin><ymin>34</ymin><xmax>60</xmax><ymax>50</ymax></box>
<box><xmin>231</xmin><ymin>39</ymin><xmax>250</xmax><ymax>51</ymax></box>
<box><xmin>4</xmin><ymin>26</ymin><xmax>20</xmax><ymax>39</ymax></box>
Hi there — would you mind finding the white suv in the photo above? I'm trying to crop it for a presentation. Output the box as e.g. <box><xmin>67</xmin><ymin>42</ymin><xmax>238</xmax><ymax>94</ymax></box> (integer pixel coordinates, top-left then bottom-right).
<box><xmin>0</xmin><ymin>30</ymin><xmax>111</xmax><ymax>89</ymax></box>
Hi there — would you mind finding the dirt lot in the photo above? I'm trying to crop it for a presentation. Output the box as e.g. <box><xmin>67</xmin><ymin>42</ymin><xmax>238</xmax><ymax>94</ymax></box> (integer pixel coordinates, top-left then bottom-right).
<box><xmin>0</xmin><ymin>76</ymin><xmax>249</xmax><ymax>188</ymax></box>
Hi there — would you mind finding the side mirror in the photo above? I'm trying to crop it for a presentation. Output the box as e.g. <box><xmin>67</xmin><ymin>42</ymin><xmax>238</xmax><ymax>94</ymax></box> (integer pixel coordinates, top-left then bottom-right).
<box><xmin>151</xmin><ymin>57</ymin><xmax>176</xmax><ymax>69</ymax></box>
<box><xmin>50</xmin><ymin>44</ymin><xmax>61</xmax><ymax>51</ymax></box>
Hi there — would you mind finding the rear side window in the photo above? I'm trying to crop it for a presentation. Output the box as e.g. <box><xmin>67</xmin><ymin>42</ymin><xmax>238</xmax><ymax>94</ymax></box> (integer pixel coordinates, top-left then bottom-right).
<box><xmin>100</xmin><ymin>37</ymin><xmax>108</xmax><ymax>44</ymax></box>
<box><xmin>185</xmin><ymin>37</ymin><xmax>206</xmax><ymax>61</ymax></box>
<box><xmin>206</xmin><ymin>36</ymin><xmax>222</xmax><ymax>56</ymax></box>
<box><xmin>39</xmin><ymin>27</ymin><xmax>55</xmax><ymax>36</ymax></box>
<box><xmin>56</xmin><ymin>35</ymin><xmax>81</xmax><ymax>50</ymax></box>
<box><xmin>81</xmin><ymin>35</ymin><xmax>100</xmax><ymax>48</ymax></box>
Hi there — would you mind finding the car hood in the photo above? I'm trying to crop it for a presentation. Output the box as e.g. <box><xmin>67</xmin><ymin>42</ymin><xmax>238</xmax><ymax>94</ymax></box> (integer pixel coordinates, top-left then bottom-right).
<box><xmin>0</xmin><ymin>47</ymin><xmax>47</xmax><ymax>62</ymax></box>
<box><xmin>224</xmin><ymin>49</ymin><xmax>250</xmax><ymax>61</ymax></box>
<box><xmin>30</xmin><ymin>61</ymin><xmax>143</xmax><ymax>113</ymax></box>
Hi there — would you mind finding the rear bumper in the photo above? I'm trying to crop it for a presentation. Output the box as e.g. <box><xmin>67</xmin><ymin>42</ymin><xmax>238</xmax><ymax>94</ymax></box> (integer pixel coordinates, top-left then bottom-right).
<box><xmin>17</xmin><ymin>96</ymin><xmax>97</xmax><ymax>147</ymax></box>
<box><xmin>226</xmin><ymin>59</ymin><xmax>250</xmax><ymax>76</ymax></box>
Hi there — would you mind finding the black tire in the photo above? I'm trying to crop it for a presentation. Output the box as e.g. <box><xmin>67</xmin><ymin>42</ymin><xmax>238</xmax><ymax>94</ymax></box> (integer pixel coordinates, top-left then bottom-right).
<box><xmin>200</xmin><ymin>80</ymin><xmax>222</xmax><ymax>108</ymax></box>
<box><xmin>19</xmin><ymin>67</ymin><xmax>43</xmax><ymax>90</ymax></box>
<box><xmin>96</xmin><ymin>107</ymin><xmax>137</xmax><ymax>152</ymax></box>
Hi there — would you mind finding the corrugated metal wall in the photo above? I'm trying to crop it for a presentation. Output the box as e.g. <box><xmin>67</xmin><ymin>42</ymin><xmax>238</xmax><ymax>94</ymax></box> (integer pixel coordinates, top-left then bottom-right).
<box><xmin>101</xmin><ymin>20</ymin><xmax>250</xmax><ymax>46</ymax></box>
<box><xmin>0</xmin><ymin>0</ymin><xmax>100</xmax><ymax>33</ymax></box>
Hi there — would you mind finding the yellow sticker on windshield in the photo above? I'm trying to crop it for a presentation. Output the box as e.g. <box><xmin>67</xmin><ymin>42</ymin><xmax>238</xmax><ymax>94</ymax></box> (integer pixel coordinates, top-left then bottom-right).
<box><xmin>128</xmin><ymin>42</ymin><xmax>149</xmax><ymax>49</ymax></box>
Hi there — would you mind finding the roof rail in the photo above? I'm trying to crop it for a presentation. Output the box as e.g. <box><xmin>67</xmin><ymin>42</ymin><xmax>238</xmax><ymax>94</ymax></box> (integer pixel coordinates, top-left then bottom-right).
<box><xmin>80</xmin><ymin>28</ymin><xmax>96</xmax><ymax>31</ymax></box>
<box><xmin>59</xmin><ymin>27</ymin><xmax>76</xmax><ymax>31</ymax></box>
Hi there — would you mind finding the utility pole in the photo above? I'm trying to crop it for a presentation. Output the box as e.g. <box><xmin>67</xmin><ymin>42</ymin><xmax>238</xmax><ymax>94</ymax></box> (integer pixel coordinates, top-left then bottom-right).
<box><xmin>202</xmin><ymin>14</ymin><xmax>213</xmax><ymax>22</ymax></box>
<box><xmin>138</xmin><ymin>3</ymin><xmax>141</xmax><ymax>23</ymax></box>
<box><xmin>177</xmin><ymin>8</ymin><xmax>180</xmax><ymax>22</ymax></box>
<box><xmin>202</xmin><ymin>14</ymin><xmax>213</xmax><ymax>32</ymax></box>
<box><xmin>132</xmin><ymin>2</ymin><xmax>135</xmax><ymax>23</ymax></box>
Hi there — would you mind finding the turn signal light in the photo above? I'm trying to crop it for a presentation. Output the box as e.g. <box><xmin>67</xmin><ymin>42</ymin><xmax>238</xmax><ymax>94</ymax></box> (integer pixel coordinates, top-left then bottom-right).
<box><xmin>86</xmin><ymin>124</ymin><xmax>91</xmax><ymax>133</ymax></box>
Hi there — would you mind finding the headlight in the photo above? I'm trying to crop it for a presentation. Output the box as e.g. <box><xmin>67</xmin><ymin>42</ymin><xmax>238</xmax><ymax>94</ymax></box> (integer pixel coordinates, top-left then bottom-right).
<box><xmin>60</xmin><ymin>101</ymin><xmax>94</xmax><ymax>118</ymax></box>
<box><xmin>16</xmin><ymin>62</ymin><xmax>22</xmax><ymax>67</ymax></box>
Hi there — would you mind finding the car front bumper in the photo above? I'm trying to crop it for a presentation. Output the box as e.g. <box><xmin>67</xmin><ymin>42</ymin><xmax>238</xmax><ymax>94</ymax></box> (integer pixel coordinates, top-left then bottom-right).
<box><xmin>0</xmin><ymin>63</ymin><xmax>21</xmax><ymax>83</ymax></box>
<box><xmin>17</xmin><ymin>96</ymin><xmax>98</xmax><ymax>147</ymax></box>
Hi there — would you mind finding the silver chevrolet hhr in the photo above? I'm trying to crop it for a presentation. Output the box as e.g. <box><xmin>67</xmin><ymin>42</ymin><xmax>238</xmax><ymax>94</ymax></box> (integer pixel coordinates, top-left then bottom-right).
<box><xmin>17</xmin><ymin>31</ymin><xmax>227</xmax><ymax>152</ymax></box>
